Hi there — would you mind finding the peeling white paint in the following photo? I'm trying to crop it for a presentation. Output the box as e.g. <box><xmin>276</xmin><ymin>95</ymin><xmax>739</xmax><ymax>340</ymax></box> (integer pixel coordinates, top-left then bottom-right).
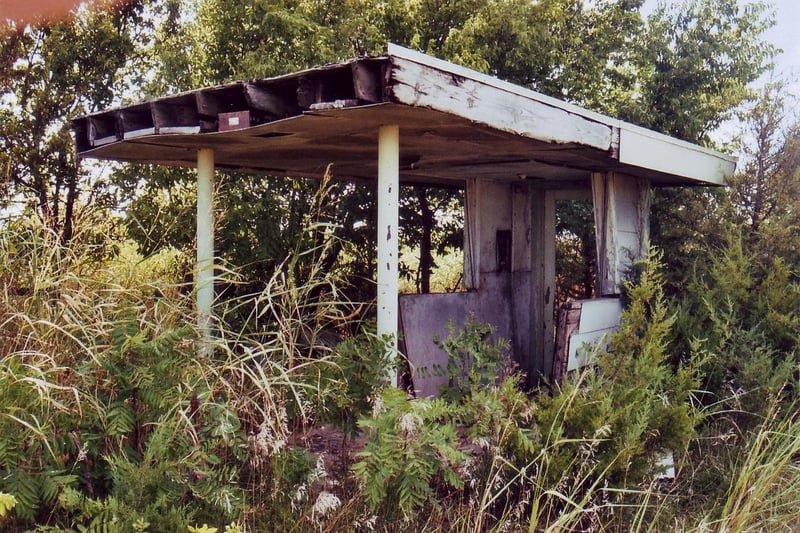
<box><xmin>377</xmin><ymin>125</ymin><xmax>400</xmax><ymax>384</ymax></box>
<box><xmin>196</xmin><ymin>148</ymin><xmax>215</xmax><ymax>353</ymax></box>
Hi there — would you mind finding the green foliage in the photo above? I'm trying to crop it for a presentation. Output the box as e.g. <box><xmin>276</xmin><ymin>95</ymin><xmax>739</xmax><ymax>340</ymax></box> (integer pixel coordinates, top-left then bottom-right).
<box><xmin>711</xmin><ymin>398</ymin><xmax>800</xmax><ymax>531</ymax></box>
<box><xmin>399</xmin><ymin>186</ymin><xmax>464</xmax><ymax>294</ymax></box>
<box><xmin>675</xmin><ymin>231</ymin><xmax>800</xmax><ymax>423</ymax></box>
<box><xmin>1</xmin><ymin>1</ymin><xmax>793</xmax><ymax>530</ymax></box>
<box><xmin>555</xmin><ymin>199</ymin><xmax>597</xmax><ymax>303</ymax></box>
<box><xmin>0</xmin><ymin>1</ymin><xmax>147</xmax><ymax>241</ymax></box>
<box><xmin>316</xmin><ymin>332</ymin><xmax>395</xmax><ymax>436</ymax></box>
<box><xmin>349</xmin><ymin>259</ymin><xmax>699</xmax><ymax>529</ymax></box>
<box><xmin>434</xmin><ymin>319</ymin><xmax>512</xmax><ymax>402</ymax></box>
<box><xmin>538</xmin><ymin>254</ymin><xmax>698</xmax><ymax>487</ymax></box>
<box><xmin>352</xmin><ymin>387</ymin><xmax>466</xmax><ymax>520</ymax></box>
<box><xmin>399</xmin><ymin>245</ymin><xmax>465</xmax><ymax>294</ymax></box>
<box><xmin>0</xmin><ymin>217</ymin><xmax>243</xmax><ymax>529</ymax></box>
<box><xmin>726</xmin><ymin>81</ymin><xmax>800</xmax><ymax>234</ymax></box>
<box><xmin>631</xmin><ymin>0</ymin><xmax>775</xmax><ymax>143</ymax></box>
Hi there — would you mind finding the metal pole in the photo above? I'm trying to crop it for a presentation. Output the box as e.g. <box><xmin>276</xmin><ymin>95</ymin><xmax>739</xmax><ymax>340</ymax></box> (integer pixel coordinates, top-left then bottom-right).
<box><xmin>196</xmin><ymin>148</ymin><xmax>215</xmax><ymax>353</ymax></box>
<box><xmin>377</xmin><ymin>125</ymin><xmax>399</xmax><ymax>384</ymax></box>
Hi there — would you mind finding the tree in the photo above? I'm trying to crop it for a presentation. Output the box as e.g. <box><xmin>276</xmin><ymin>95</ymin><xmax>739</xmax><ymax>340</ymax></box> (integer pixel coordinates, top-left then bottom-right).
<box><xmin>399</xmin><ymin>186</ymin><xmax>463</xmax><ymax>293</ymax></box>
<box><xmin>627</xmin><ymin>0</ymin><xmax>776</xmax><ymax>144</ymax></box>
<box><xmin>0</xmin><ymin>1</ymin><xmax>147</xmax><ymax>241</ymax></box>
<box><xmin>111</xmin><ymin>0</ymin><xmax>775</xmax><ymax>302</ymax></box>
<box><xmin>727</xmin><ymin>80</ymin><xmax>800</xmax><ymax>235</ymax></box>
<box><xmin>637</xmin><ymin>1</ymin><xmax>777</xmax><ymax>293</ymax></box>
<box><xmin>555</xmin><ymin>199</ymin><xmax>596</xmax><ymax>302</ymax></box>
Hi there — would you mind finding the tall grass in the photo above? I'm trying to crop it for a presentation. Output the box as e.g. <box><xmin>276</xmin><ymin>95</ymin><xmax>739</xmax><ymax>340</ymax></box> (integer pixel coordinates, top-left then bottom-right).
<box><xmin>3</xmin><ymin>203</ymin><xmax>800</xmax><ymax>531</ymax></box>
<box><xmin>709</xmin><ymin>396</ymin><xmax>800</xmax><ymax>532</ymax></box>
<box><xmin>0</xmin><ymin>174</ymin><xmax>389</xmax><ymax>530</ymax></box>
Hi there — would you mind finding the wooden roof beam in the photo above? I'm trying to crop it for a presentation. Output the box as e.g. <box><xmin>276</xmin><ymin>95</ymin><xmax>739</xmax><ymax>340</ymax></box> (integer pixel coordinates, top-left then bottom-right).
<box><xmin>88</xmin><ymin>114</ymin><xmax>118</xmax><ymax>147</ymax></box>
<box><xmin>151</xmin><ymin>94</ymin><xmax>200</xmax><ymax>135</ymax></box>
<box><xmin>119</xmin><ymin>104</ymin><xmax>154</xmax><ymax>140</ymax></box>
<box><xmin>244</xmin><ymin>82</ymin><xmax>300</xmax><ymax>120</ymax></box>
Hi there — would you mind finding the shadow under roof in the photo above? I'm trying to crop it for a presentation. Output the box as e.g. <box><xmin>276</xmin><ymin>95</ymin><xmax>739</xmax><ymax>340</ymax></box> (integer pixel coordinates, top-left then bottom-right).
<box><xmin>72</xmin><ymin>44</ymin><xmax>736</xmax><ymax>188</ymax></box>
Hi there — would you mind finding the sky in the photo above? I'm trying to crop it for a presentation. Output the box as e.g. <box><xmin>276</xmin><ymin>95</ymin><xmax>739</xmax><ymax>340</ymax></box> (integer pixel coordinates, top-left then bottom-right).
<box><xmin>762</xmin><ymin>0</ymin><xmax>800</xmax><ymax>88</ymax></box>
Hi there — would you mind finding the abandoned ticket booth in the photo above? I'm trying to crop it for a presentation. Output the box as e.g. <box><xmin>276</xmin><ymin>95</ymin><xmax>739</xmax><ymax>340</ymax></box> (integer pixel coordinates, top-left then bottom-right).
<box><xmin>71</xmin><ymin>44</ymin><xmax>735</xmax><ymax>396</ymax></box>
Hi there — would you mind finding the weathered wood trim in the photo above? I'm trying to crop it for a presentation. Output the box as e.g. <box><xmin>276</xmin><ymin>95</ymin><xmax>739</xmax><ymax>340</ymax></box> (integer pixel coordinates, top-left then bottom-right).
<box><xmin>565</xmin><ymin>298</ymin><xmax>623</xmax><ymax>371</ymax></box>
<box><xmin>553</xmin><ymin>301</ymin><xmax>583</xmax><ymax>384</ymax></box>
<box><xmin>296</xmin><ymin>76</ymin><xmax>321</xmax><ymax>109</ymax></box>
<box><xmin>387</xmin><ymin>43</ymin><xmax>736</xmax><ymax>186</ymax></box>
<box><xmin>389</xmin><ymin>57</ymin><xmax>613</xmax><ymax>150</ymax></box>
<box><xmin>592</xmin><ymin>172</ymin><xmax>651</xmax><ymax>296</ymax></box>
<box><xmin>637</xmin><ymin>178</ymin><xmax>651</xmax><ymax>254</ymax></box>
<box><xmin>387</xmin><ymin>43</ymin><xmax>620</xmax><ymax>127</ymax></box>
<box><xmin>88</xmin><ymin>115</ymin><xmax>118</xmax><ymax>146</ymax></box>
<box><xmin>72</xmin><ymin>119</ymin><xmax>90</xmax><ymax>152</ymax></box>
<box><xmin>592</xmin><ymin>172</ymin><xmax>617</xmax><ymax>295</ymax></box>
<box><xmin>463</xmin><ymin>177</ymin><xmax>480</xmax><ymax>290</ymax></box>
<box><xmin>618</xmin><ymin>124</ymin><xmax>734</xmax><ymax>185</ymax></box>
<box><xmin>72</xmin><ymin>44</ymin><xmax>735</xmax><ymax>188</ymax></box>
<box><xmin>512</xmin><ymin>182</ymin><xmax>532</xmax><ymax>272</ymax></box>
<box><xmin>119</xmin><ymin>105</ymin><xmax>155</xmax><ymax>140</ymax></box>
<box><xmin>196</xmin><ymin>87</ymin><xmax>247</xmax><ymax>118</ymax></box>
<box><xmin>297</xmin><ymin>67</ymin><xmax>358</xmax><ymax>110</ymax></box>
<box><xmin>527</xmin><ymin>188</ymin><xmax>558</xmax><ymax>384</ymax></box>
<box><xmin>151</xmin><ymin>96</ymin><xmax>200</xmax><ymax>135</ymax></box>
<box><xmin>543</xmin><ymin>189</ymin><xmax>556</xmax><ymax>379</ymax></box>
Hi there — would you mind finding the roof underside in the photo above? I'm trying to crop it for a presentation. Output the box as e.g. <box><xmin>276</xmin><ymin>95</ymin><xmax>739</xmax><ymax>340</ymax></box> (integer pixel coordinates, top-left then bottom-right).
<box><xmin>72</xmin><ymin>44</ymin><xmax>736</xmax><ymax>188</ymax></box>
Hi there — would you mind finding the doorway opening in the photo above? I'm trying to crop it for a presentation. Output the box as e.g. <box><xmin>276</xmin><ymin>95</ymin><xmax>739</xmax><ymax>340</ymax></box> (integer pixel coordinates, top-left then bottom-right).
<box><xmin>554</xmin><ymin>198</ymin><xmax>597</xmax><ymax>309</ymax></box>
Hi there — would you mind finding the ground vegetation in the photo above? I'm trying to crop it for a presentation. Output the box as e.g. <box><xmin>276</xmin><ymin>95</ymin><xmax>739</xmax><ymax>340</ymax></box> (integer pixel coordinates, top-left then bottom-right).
<box><xmin>2</xmin><ymin>0</ymin><xmax>800</xmax><ymax>531</ymax></box>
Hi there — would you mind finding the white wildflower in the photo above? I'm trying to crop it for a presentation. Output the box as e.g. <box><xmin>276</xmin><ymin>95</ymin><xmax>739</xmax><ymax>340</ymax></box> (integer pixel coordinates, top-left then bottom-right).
<box><xmin>474</xmin><ymin>436</ymin><xmax>492</xmax><ymax>450</ymax></box>
<box><xmin>398</xmin><ymin>412</ymin><xmax>422</xmax><ymax>435</ymax></box>
<box><xmin>354</xmin><ymin>514</ymin><xmax>378</xmax><ymax>532</ymax></box>
<box><xmin>311</xmin><ymin>491</ymin><xmax>341</xmax><ymax>520</ymax></box>
<box><xmin>308</xmin><ymin>454</ymin><xmax>328</xmax><ymax>483</ymax></box>
<box><xmin>370</xmin><ymin>395</ymin><xmax>384</xmax><ymax>417</ymax></box>
<box><xmin>76</xmin><ymin>442</ymin><xmax>88</xmax><ymax>462</ymax></box>
<box><xmin>292</xmin><ymin>483</ymin><xmax>308</xmax><ymax>508</ymax></box>
<box><xmin>593</xmin><ymin>424</ymin><xmax>612</xmax><ymax>439</ymax></box>
<box><xmin>251</xmin><ymin>408</ymin><xmax>288</xmax><ymax>463</ymax></box>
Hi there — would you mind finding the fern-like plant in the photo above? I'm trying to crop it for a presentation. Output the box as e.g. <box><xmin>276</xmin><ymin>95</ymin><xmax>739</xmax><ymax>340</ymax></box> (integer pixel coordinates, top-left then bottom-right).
<box><xmin>352</xmin><ymin>387</ymin><xmax>466</xmax><ymax>520</ymax></box>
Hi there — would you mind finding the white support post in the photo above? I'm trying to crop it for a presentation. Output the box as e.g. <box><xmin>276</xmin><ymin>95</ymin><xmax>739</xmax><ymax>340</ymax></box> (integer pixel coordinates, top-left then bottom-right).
<box><xmin>196</xmin><ymin>148</ymin><xmax>215</xmax><ymax>353</ymax></box>
<box><xmin>377</xmin><ymin>125</ymin><xmax>399</xmax><ymax>384</ymax></box>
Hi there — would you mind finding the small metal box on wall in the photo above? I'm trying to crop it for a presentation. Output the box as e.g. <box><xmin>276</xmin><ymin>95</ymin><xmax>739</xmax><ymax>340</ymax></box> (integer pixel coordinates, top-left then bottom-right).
<box><xmin>218</xmin><ymin>111</ymin><xmax>251</xmax><ymax>131</ymax></box>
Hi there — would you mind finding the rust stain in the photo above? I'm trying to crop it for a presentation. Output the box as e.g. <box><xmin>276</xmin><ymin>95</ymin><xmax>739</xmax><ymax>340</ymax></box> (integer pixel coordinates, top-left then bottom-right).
<box><xmin>3</xmin><ymin>0</ymin><xmax>134</xmax><ymax>24</ymax></box>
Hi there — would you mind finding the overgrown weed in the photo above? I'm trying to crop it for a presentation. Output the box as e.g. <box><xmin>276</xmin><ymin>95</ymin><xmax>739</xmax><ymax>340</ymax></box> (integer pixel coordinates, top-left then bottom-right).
<box><xmin>4</xmin><ymin>206</ymin><xmax>800</xmax><ymax>531</ymax></box>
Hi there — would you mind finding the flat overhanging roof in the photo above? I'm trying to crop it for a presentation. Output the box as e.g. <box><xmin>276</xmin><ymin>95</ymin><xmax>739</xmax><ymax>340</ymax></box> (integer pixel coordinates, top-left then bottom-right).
<box><xmin>72</xmin><ymin>44</ymin><xmax>735</xmax><ymax>187</ymax></box>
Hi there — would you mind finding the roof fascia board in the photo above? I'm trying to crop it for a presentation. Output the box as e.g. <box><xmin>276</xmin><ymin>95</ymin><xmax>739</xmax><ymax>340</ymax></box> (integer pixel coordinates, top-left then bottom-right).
<box><xmin>387</xmin><ymin>43</ymin><xmax>619</xmax><ymax>128</ymax></box>
<box><xmin>386</xmin><ymin>43</ymin><xmax>736</xmax><ymax>185</ymax></box>
<box><xmin>388</xmin><ymin>52</ymin><xmax>614</xmax><ymax>151</ymax></box>
<box><xmin>618</xmin><ymin>123</ymin><xmax>735</xmax><ymax>185</ymax></box>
